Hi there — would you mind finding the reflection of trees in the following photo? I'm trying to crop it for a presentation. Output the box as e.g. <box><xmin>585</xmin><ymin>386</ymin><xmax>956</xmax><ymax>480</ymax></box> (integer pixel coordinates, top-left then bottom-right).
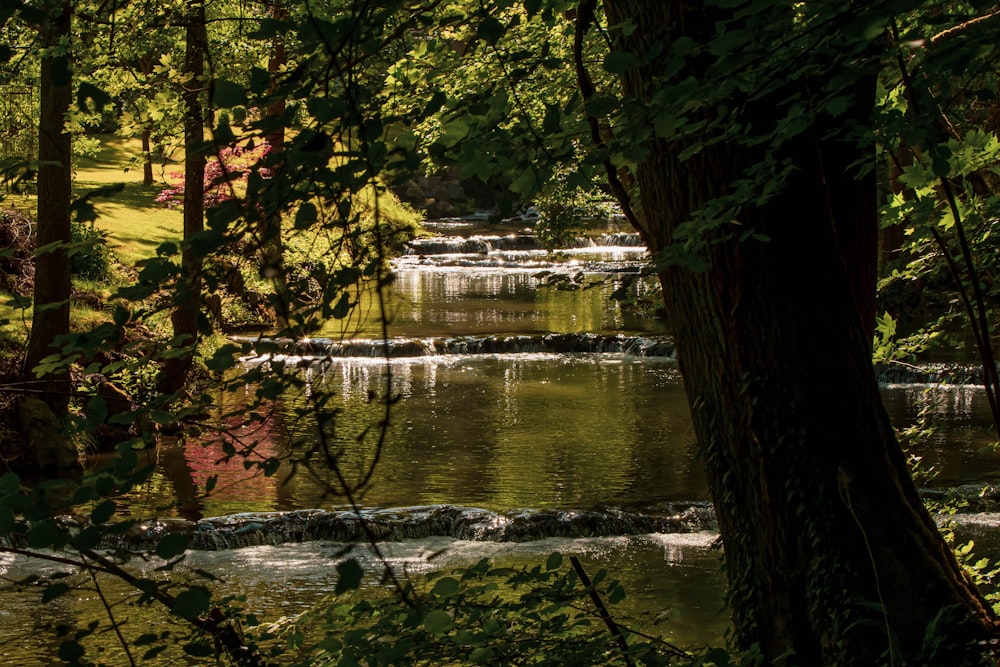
<box><xmin>270</xmin><ymin>357</ymin><xmax>702</xmax><ymax>511</ymax></box>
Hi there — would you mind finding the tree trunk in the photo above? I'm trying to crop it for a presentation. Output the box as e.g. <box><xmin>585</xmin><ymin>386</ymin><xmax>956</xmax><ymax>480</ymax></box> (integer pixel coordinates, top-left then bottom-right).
<box><xmin>24</xmin><ymin>1</ymin><xmax>73</xmax><ymax>411</ymax></box>
<box><xmin>600</xmin><ymin>1</ymin><xmax>998</xmax><ymax>664</ymax></box>
<box><xmin>138</xmin><ymin>53</ymin><xmax>157</xmax><ymax>186</ymax></box>
<box><xmin>159</xmin><ymin>0</ymin><xmax>207</xmax><ymax>395</ymax></box>
<box><xmin>141</xmin><ymin>127</ymin><xmax>154</xmax><ymax>186</ymax></box>
<box><xmin>262</xmin><ymin>0</ymin><xmax>289</xmax><ymax>330</ymax></box>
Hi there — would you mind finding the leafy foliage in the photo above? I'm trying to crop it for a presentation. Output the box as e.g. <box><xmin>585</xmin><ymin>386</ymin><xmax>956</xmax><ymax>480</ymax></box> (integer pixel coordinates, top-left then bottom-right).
<box><xmin>259</xmin><ymin>554</ymin><xmax>716</xmax><ymax>666</ymax></box>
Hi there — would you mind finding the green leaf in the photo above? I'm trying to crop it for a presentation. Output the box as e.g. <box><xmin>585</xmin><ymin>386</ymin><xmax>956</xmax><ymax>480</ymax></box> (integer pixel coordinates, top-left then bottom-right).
<box><xmin>603</xmin><ymin>50</ymin><xmax>637</xmax><ymax>74</ymax></box>
<box><xmin>148</xmin><ymin>410</ymin><xmax>176</xmax><ymax>425</ymax></box>
<box><xmin>584</xmin><ymin>95</ymin><xmax>617</xmax><ymax>117</ymax></box>
<box><xmin>510</xmin><ymin>167</ymin><xmax>539</xmax><ymax>196</ymax></box>
<box><xmin>172</xmin><ymin>587</ymin><xmax>211</xmax><ymax>619</ymax></box>
<box><xmin>249</xmin><ymin>66</ymin><xmax>271</xmax><ymax>94</ymax></box>
<box><xmin>432</xmin><ymin>576</ymin><xmax>460</xmax><ymax>597</ymax></box>
<box><xmin>823</xmin><ymin>95</ymin><xmax>853</xmax><ymax>117</ymax></box>
<box><xmin>90</xmin><ymin>499</ymin><xmax>116</xmax><ymax>524</ymax></box>
<box><xmin>672</xmin><ymin>36</ymin><xmax>698</xmax><ymax>57</ymax></box>
<box><xmin>206</xmin><ymin>344</ymin><xmax>239</xmax><ymax>372</ymax></box>
<box><xmin>27</xmin><ymin>520</ymin><xmax>64</xmax><ymax>549</ymax></box>
<box><xmin>542</xmin><ymin>104</ymin><xmax>561</xmax><ymax>134</ymax></box>
<box><xmin>335</xmin><ymin>558</ymin><xmax>363</xmax><ymax>594</ymax></box>
<box><xmin>156</xmin><ymin>533</ymin><xmax>190</xmax><ymax>560</ymax></box>
<box><xmin>212</xmin><ymin>80</ymin><xmax>247</xmax><ymax>108</ymax></box>
<box><xmin>307</xmin><ymin>98</ymin><xmax>345</xmax><ymax>123</ymax></box>
<box><xmin>423</xmin><ymin>609</ymin><xmax>453</xmax><ymax>634</ymax></box>
<box><xmin>77</xmin><ymin>82</ymin><xmax>111</xmax><ymax>114</ymax></box>
<box><xmin>0</xmin><ymin>472</ymin><xmax>20</xmax><ymax>494</ymax></box>
<box><xmin>708</xmin><ymin>28</ymin><xmax>749</xmax><ymax>56</ymax></box>
<box><xmin>42</xmin><ymin>582</ymin><xmax>70</xmax><ymax>603</ymax></box>
<box><xmin>183</xmin><ymin>640</ymin><xmax>215</xmax><ymax>657</ymax></box>
<box><xmin>545</xmin><ymin>552</ymin><xmax>563</xmax><ymax>571</ymax></box>
<box><xmin>58</xmin><ymin>640</ymin><xmax>85</xmax><ymax>661</ymax></box>
<box><xmin>295</xmin><ymin>202</ymin><xmax>318</xmax><ymax>229</ymax></box>
<box><xmin>477</xmin><ymin>17</ymin><xmax>506</xmax><ymax>44</ymax></box>
<box><xmin>86</xmin><ymin>396</ymin><xmax>108</xmax><ymax>426</ymax></box>
<box><xmin>331</xmin><ymin>292</ymin><xmax>351</xmax><ymax>319</ymax></box>
<box><xmin>0</xmin><ymin>505</ymin><xmax>16</xmax><ymax>534</ymax></box>
<box><xmin>470</xmin><ymin>647</ymin><xmax>494</xmax><ymax>662</ymax></box>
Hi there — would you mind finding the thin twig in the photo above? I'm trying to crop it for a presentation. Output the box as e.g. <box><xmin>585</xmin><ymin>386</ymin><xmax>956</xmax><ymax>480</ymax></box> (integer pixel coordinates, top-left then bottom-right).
<box><xmin>572</xmin><ymin>0</ymin><xmax>640</xmax><ymax>231</ymax></box>
<box><xmin>889</xmin><ymin>17</ymin><xmax>1000</xmax><ymax>440</ymax></box>
<box><xmin>83</xmin><ymin>553</ymin><xmax>137</xmax><ymax>667</ymax></box>
<box><xmin>569</xmin><ymin>556</ymin><xmax>634</xmax><ymax>667</ymax></box>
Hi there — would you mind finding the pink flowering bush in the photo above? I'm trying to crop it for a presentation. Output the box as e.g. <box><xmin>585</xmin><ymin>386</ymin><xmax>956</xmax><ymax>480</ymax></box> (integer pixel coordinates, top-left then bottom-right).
<box><xmin>155</xmin><ymin>142</ymin><xmax>274</xmax><ymax>209</ymax></box>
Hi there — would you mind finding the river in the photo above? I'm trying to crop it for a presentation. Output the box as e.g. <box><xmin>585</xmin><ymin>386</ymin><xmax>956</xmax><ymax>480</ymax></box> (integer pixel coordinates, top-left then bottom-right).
<box><xmin>2</xmin><ymin>216</ymin><xmax>999</xmax><ymax>664</ymax></box>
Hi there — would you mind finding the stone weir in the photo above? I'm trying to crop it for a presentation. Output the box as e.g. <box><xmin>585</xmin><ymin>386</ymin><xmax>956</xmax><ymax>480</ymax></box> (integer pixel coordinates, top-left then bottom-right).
<box><xmin>405</xmin><ymin>235</ymin><xmax>541</xmax><ymax>255</ymax></box>
<box><xmin>403</xmin><ymin>232</ymin><xmax>645</xmax><ymax>255</ymax></box>
<box><xmin>875</xmin><ymin>361</ymin><xmax>993</xmax><ymax>386</ymax></box>
<box><xmin>100</xmin><ymin>504</ymin><xmax>718</xmax><ymax>552</ymax></box>
<box><xmin>234</xmin><ymin>333</ymin><xmax>677</xmax><ymax>360</ymax></box>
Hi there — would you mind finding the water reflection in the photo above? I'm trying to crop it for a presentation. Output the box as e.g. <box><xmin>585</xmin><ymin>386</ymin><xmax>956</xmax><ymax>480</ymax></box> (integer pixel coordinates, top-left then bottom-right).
<box><xmin>0</xmin><ymin>533</ymin><xmax>729</xmax><ymax>665</ymax></box>
<box><xmin>881</xmin><ymin>383</ymin><xmax>1000</xmax><ymax>487</ymax></box>
<box><xmin>119</xmin><ymin>362</ymin><xmax>1000</xmax><ymax>523</ymax></box>
<box><xmin>273</xmin><ymin>355</ymin><xmax>700</xmax><ymax>515</ymax></box>
<box><xmin>336</xmin><ymin>267</ymin><xmax>663</xmax><ymax>339</ymax></box>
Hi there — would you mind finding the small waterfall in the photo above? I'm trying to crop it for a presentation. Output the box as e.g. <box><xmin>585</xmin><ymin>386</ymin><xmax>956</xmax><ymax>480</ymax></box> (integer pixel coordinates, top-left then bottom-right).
<box><xmin>405</xmin><ymin>232</ymin><xmax>645</xmax><ymax>256</ymax></box>
<box><xmin>98</xmin><ymin>504</ymin><xmax>719</xmax><ymax>552</ymax></box>
<box><xmin>875</xmin><ymin>362</ymin><xmax>989</xmax><ymax>386</ymax></box>
<box><xmin>405</xmin><ymin>235</ymin><xmax>541</xmax><ymax>255</ymax></box>
<box><xmin>234</xmin><ymin>333</ymin><xmax>677</xmax><ymax>360</ymax></box>
<box><xmin>570</xmin><ymin>232</ymin><xmax>644</xmax><ymax>248</ymax></box>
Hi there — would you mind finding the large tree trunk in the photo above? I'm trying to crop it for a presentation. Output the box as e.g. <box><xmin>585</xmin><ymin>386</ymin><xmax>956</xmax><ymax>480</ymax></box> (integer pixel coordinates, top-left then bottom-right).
<box><xmin>601</xmin><ymin>1</ymin><xmax>998</xmax><ymax>664</ymax></box>
<box><xmin>24</xmin><ymin>1</ymin><xmax>73</xmax><ymax>411</ymax></box>
<box><xmin>159</xmin><ymin>0</ymin><xmax>207</xmax><ymax>395</ymax></box>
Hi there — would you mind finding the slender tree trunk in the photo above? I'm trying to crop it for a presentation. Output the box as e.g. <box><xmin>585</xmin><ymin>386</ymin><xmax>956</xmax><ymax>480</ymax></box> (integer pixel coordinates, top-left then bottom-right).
<box><xmin>24</xmin><ymin>1</ymin><xmax>73</xmax><ymax>411</ymax></box>
<box><xmin>141</xmin><ymin>127</ymin><xmax>154</xmax><ymax>186</ymax></box>
<box><xmin>601</xmin><ymin>1</ymin><xmax>998</xmax><ymax>664</ymax></box>
<box><xmin>262</xmin><ymin>0</ymin><xmax>289</xmax><ymax>329</ymax></box>
<box><xmin>138</xmin><ymin>54</ymin><xmax>157</xmax><ymax>186</ymax></box>
<box><xmin>159</xmin><ymin>0</ymin><xmax>207</xmax><ymax>395</ymax></box>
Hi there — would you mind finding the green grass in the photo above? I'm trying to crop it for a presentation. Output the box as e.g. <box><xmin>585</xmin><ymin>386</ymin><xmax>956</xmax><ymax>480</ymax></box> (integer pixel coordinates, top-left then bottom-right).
<box><xmin>0</xmin><ymin>135</ymin><xmax>182</xmax><ymax>344</ymax></box>
<box><xmin>1</xmin><ymin>132</ymin><xmax>424</xmax><ymax>345</ymax></box>
<box><xmin>74</xmin><ymin>135</ymin><xmax>183</xmax><ymax>266</ymax></box>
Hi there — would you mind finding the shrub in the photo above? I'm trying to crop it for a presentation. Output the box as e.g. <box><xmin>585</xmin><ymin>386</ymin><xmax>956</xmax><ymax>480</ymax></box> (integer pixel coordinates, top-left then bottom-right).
<box><xmin>69</xmin><ymin>222</ymin><xmax>117</xmax><ymax>282</ymax></box>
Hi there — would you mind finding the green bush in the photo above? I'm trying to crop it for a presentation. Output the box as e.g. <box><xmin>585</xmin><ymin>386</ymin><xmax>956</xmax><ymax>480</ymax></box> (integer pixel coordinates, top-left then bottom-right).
<box><xmin>69</xmin><ymin>222</ymin><xmax>117</xmax><ymax>282</ymax></box>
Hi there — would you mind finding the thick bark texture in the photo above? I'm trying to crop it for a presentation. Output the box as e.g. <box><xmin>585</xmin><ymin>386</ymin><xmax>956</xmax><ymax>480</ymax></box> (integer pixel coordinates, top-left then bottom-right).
<box><xmin>24</xmin><ymin>2</ymin><xmax>73</xmax><ymax>411</ymax></box>
<box><xmin>159</xmin><ymin>0</ymin><xmax>207</xmax><ymax>395</ymax></box>
<box><xmin>601</xmin><ymin>1</ymin><xmax>998</xmax><ymax>664</ymax></box>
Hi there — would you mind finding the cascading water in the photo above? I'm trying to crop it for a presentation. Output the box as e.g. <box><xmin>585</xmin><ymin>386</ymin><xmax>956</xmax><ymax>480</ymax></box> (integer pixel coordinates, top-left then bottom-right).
<box><xmin>6</xmin><ymin>217</ymin><xmax>1000</xmax><ymax>664</ymax></box>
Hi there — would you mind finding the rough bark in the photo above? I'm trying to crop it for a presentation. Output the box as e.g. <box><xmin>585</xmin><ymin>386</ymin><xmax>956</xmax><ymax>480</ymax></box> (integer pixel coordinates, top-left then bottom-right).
<box><xmin>159</xmin><ymin>0</ymin><xmax>207</xmax><ymax>395</ymax></box>
<box><xmin>24</xmin><ymin>1</ymin><xmax>73</xmax><ymax>411</ymax></box>
<box><xmin>600</xmin><ymin>1</ymin><xmax>998</xmax><ymax>664</ymax></box>
<box><xmin>262</xmin><ymin>0</ymin><xmax>289</xmax><ymax>329</ymax></box>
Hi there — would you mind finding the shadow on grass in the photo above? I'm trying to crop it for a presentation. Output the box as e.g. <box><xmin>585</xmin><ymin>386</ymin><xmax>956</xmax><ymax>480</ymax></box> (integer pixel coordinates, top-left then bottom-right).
<box><xmin>73</xmin><ymin>180</ymin><xmax>166</xmax><ymax>210</ymax></box>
